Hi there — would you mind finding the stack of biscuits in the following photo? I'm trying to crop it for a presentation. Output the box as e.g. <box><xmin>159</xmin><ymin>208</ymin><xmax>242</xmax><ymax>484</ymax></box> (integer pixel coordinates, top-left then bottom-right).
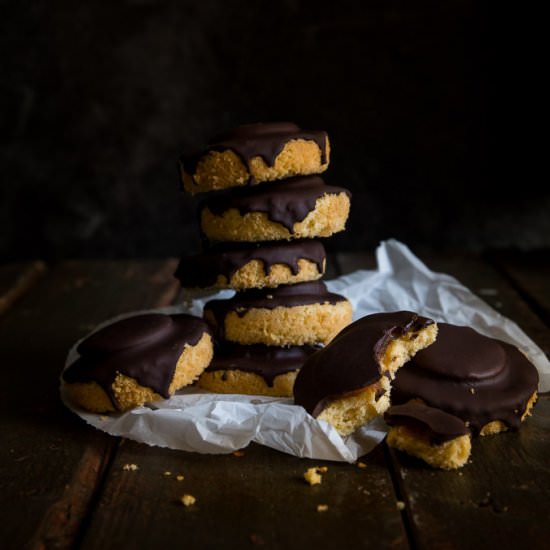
<box><xmin>176</xmin><ymin>122</ymin><xmax>353</xmax><ymax>396</ymax></box>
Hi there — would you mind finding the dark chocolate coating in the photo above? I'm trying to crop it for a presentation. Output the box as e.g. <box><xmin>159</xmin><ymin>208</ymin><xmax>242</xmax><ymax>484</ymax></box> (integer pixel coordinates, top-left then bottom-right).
<box><xmin>204</xmin><ymin>280</ymin><xmax>348</xmax><ymax>333</ymax></box>
<box><xmin>384</xmin><ymin>402</ymin><xmax>469</xmax><ymax>444</ymax></box>
<box><xmin>63</xmin><ymin>313</ymin><xmax>211</xmax><ymax>408</ymax></box>
<box><xmin>293</xmin><ymin>311</ymin><xmax>435</xmax><ymax>417</ymax></box>
<box><xmin>174</xmin><ymin>240</ymin><xmax>326</xmax><ymax>289</ymax></box>
<box><xmin>392</xmin><ymin>323</ymin><xmax>539</xmax><ymax>433</ymax></box>
<box><xmin>200</xmin><ymin>175</ymin><xmax>351</xmax><ymax>231</ymax></box>
<box><xmin>206</xmin><ymin>342</ymin><xmax>319</xmax><ymax>386</ymax></box>
<box><xmin>181</xmin><ymin>122</ymin><xmax>328</xmax><ymax>180</ymax></box>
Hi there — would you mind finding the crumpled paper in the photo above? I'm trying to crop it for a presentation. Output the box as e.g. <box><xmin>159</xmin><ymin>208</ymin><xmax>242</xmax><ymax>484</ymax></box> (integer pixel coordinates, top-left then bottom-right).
<box><xmin>60</xmin><ymin>239</ymin><xmax>550</xmax><ymax>462</ymax></box>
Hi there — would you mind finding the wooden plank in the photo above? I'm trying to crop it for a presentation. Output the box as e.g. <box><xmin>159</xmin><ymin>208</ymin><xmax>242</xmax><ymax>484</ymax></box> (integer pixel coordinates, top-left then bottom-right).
<box><xmin>80</xmin><ymin>443</ymin><xmax>407</xmax><ymax>550</ymax></box>
<box><xmin>489</xmin><ymin>250</ymin><xmax>550</xmax><ymax>327</ymax></box>
<box><xmin>0</xmin><ymin>261</ymin><xmax>47</xmax><ymax>315</ymax></box>
<box><xmin>76</xmin><ymin>254</ymin><xmax>410</xmax><ymax>550</ymax></box>
<box><xmin>334</xmin><ymin>252</ymin><xmax>550</xmax><ymax>549</ymax></box>
<box><xmin>0</xmin><ymin>260</ymin><xmax>180</xmax><ymax>550</ymax></box>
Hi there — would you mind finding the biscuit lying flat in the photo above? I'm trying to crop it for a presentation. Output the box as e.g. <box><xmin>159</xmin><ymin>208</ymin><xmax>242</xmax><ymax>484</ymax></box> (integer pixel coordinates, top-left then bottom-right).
<box><xmin>293</xmin><ymin>311</ymin><xmax>437</xmax><ymax>436</ymax></box>
<box><xmin>203</xmin><ymin>280</ymin><xmax>352</xmax><ymax>346</ymax></box>
<box><xmin>63</xmin><ymin>313</ymin><xmax>213</xmax><ymax>413</ymax></box>
<box><xmin>385</xmin><ymin>402</ymin><xmax>471</xmax><ymax>470</ymax></box>
<box><xmin>180</xmin><ymin>122</ymin><xmax>330</xmax><ymax>194</ymax></box>
<box><xmin>174</xmin><ymin>240</ymin><xmax>326</xmax><ymax>290</ymax></box>
<box><xmin>198</xmin><ymin>342</ymin><xmax>319</xmax><ymax>397</ymax></box>
<box><xmin>392</xmin><ymin>323</ymin><xmax>539</xmax><ymax>436</ymax></box>
<box><xmin>199</xmin><ymin>176</ymin><xmax>351</xmax><ymax>242</ymax></box>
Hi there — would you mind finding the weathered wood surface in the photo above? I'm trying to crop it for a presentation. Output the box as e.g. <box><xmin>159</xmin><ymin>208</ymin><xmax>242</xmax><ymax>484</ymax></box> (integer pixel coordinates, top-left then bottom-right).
<box><xmin>0</xmin><ymin>253</ymin><xmax>548</xmax><ymax>550</ymax></box>
<box><xmin>0</xmin><ymin>261</ymin><xmax>46</xmax><ymax>315</ymax></box>
<box><xmin>0</xmin><ymin>260</ymin><xmax>179</xmax><ymax>549</ymax></box>
<box><xmin>335</xmin><ymin>251</ymin><xmax>550</xmax><ymax>550</ymax></box>
<box><xmin>77</xmin><ymin>254</ymin><xmax>408</xmax><ymax>550</ymax></box>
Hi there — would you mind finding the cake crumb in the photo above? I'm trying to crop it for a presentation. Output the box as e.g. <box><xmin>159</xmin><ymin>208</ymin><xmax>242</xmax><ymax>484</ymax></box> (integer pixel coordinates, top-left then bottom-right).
<box><xmin>163</xmin><ymin>471</ymin><xmax>172</xmax><ymax>476</ymax></box>
<box><xmin>317</xmin><ymin>466</ymin><xmax>328</xmax><ymax>473</ymax></box>
<box><xmin>123</xmin><ymin>463</ymin><xmax>139</xmax><ymax>471</ymax></box>
<box><xmin>304</xmin><ymin>467</ymin><xmax>322</xmax><ymax>485</ymax></box>
<box><xmin>317</xmin><ymin>504</ymin><xmax>329</xmax><ymax>512</ymax></box>
<box><xmin>470</xmin><ymin>388</ymin><xmax>476</xmax><ymax>394</ymax></box>
<box><xmin>233</xmin><ymin>450</ymin><xmax>245</xmax><ymax>457</ymax></box>
<box><xmin>181</xmin><ymin>494</ymin><xmax>196</xmax><ymax>507</ymax></box>
<box><xmin>356</xmin><ymin>461</ymin><xmax>367</xmax><ymax>469</ymax></box>
<box><xmin>99</xmin><ymin>415</ymin><xmax>108</xmax><ymax>422</ymax></box>
<box><xmin>396</xmin><ymin>501</ymin><xmax>405</xmax><ymax>510</ymax></box>
<box><xmin>176</xmin><ymin>475</ymin><xmax>185</xmax><ymax>481</ymax></box>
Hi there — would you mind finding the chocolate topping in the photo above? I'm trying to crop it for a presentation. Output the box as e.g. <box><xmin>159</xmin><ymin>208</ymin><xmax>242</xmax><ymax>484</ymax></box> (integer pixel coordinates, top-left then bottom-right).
<box><xmin>204</xmin><ymin>281</ymin><xmax>347</xmax><ymax>331</ymax></box>
<box><xmin>293</xmin><ymin>311</ymin><xmax>435</xmax><ymax>417</ymax></box>
<box><xmin>392</xmin><ymin>323</ymin><xmax>539</xmax><ymax>433</ymax></box>
<box><xmin>200</xmin><ymin>175</ymin><xmax>351</xmax><ymax>231</ymax></box>
<box><xmin>181</xmin><ymin>122</ymin><xmax>328</xmax><ymax>179</ymax></box>
<box><xmin>63</xmin><ymin>313</ymin><xmax>211</xmax><ymax>408</ymax></box>
<box><xmin>174</xmin><ymin>240</ymin><xmax>326</xmax><ymax>289</ymax></box>
<box><xmin>206</xmin><ymin>342</ymin><xmax>319</xmax><ymax>386</ymax></box>
<box><xmin>384</xmin><ymin>402</ymin><xmax>469</xmax><ymax>444</ymax></box>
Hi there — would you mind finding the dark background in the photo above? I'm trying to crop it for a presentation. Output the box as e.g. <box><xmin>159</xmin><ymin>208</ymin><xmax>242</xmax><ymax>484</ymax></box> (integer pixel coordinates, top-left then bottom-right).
<box><xmin>1</xmin><ymin>0</ymin><xmax>544</xmax><ymax>260</ymax></box>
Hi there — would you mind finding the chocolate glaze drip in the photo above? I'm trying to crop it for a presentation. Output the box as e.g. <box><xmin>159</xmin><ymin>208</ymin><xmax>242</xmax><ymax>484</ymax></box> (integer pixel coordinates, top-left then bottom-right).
<box><xmin>206</xmin><ymin>342</ymin><xmax>319</xmax><ymax>386</ymax></box>
<box><xmin>384</xmin><ymin>402</ymin><xmax>469</xmax><ymax>444</ymax></box>
<box><xmin>63</xmin><ymin>313</ymin><xmax>211</xmax><ymax>408</ymax></box>
<box><xmin>392</xmin><ymin>323</ymin><xmax>539</xmax><ymax>433</ymax></box>
<box><xmin>200</xmin><ymin>175</ymin><xmax>351</xmax><ymax>231</ymax></box>
<box><xmin>293</xmin><ymin>311</ymin><xmax>435</xmax><ymax>417</ymax></box>
<box><xmin>174</xmin><ymin>240</ymin><xmax>326</xmax><ymax>289</ymax></box>
<box><xmin>181</xmin><ymin>122</ymin><xmax>328</xmax><ymax>179</ymax></box>
<box><xmin>204</xmin><ymin>281</ymin><xmax>347</xmax><ymax>332</ymax></box>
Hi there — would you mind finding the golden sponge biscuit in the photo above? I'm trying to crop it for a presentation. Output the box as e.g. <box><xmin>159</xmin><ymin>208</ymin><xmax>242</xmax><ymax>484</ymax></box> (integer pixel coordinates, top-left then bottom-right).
<box><xmin>200</xmin><ymin>176</ymin><xmax>350</xmax><ymax>242</ymax></box>
<box><xmin>180</xmin><ymin>122</ymin><xmax>330</xmax><ymax>194</ymax></box>
<box><xmin>203</xmin><ymin>281</ymin><xmax>352</xmax><ymax>347</ymax></box>
<box><xmin>294</xmin><ymin>312</ymin><xmax>438</xmax><ymax>436</ymax></box>
<box><xmin>175</xmin><ymin>240</ymin><xmax>326</xmax><ymax>290</ymax></box>
<box><xmin>63</xmin><ymin>313</ymin><xmax>213</xmax><ymax>413</ymax></box>
<box><xmin>392</xmin><ymin>323</ymin><xmax>540</xmax><ymax>435</ymax></box>
<box><xmin>198</xmin><ymin>343</ymin><xmax>318</xmax><ymax>397</ymax></box>
<box><xmin>385</xmin><ymin>402</ymin><xmax>472</xmax><ymax>470</ymax></box>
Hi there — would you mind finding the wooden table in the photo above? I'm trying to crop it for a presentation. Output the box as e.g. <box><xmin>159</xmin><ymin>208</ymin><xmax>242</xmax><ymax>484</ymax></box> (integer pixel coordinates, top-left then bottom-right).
<box><xmin>1</xmin><ymin>252</ymin><xmax>549</xmax><ymax>549</ymax></box>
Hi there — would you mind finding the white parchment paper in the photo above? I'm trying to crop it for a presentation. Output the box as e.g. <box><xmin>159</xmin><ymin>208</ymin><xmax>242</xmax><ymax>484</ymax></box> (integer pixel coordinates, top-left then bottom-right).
<box><xmin>60</xmin><ymin>239</ymin><xmax>550</xmax><ymax>462</ymax></box>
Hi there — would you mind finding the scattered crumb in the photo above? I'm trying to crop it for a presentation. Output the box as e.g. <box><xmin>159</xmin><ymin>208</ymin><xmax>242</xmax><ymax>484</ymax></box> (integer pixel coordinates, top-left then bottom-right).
<box><xmin>356</xmin><ymin>461</ymin><xmax>367</xmax><ymax>469</ymax></box>
<box><xmin>478</xmin><ymin>288</ymin><xmax>498</xmax><ymax>296</ymax></box>
<box><xmin>317</xmin><ymin>466</ymin><xmax>328</xmax><ymax>473</ymax></box>
<box><xmin>233</xmin><ymin>450</ymin><xmax>245</xmax><ymax>457</ymax></box>
<box><xmin>99</xmin><ymin>415</ymin><xmax>108</xmax><ymax>422</ymax></box>
<box><xmin>317</xmin><ymin>504</ymin><xmax>329</xmax><ymax>512</ymax></box>
<box><xmin>266</xmin><ymin>295</ymin><xmax>274</xmax><ymax>299</ymax></box>
<box><xmin>176</xmin><ymin>475</ymin><xmax>185</xmax><ymax>482</ymax></box>
<box><xmin>396</xmin><ymin>501</ymin><xmax>405</xmax><ymax>510</ymax></box>
<box><xmin>458</xmin><ymin>472</ymin><xmax>464</xmax><ymax>476</ymax></box>
<box><xmin>304</xmin><ymin>467</ymin><xmax>322</xmax><ymax>485</ymax></box>
<box><xmin>164</xmin><ymin>471</ymin><xmax>172</xmax><ymax>476</ymax></box>
<box><xmin>470</xmin><ymin>388</ymin><xmax>476</xmax><ymax>395</ymax></box>
<box><xmin>123</xmin><ymin>463</ymin><xmax>139</xmax><ymax>471</ymax></box>
<box><xmin>181</xmin><ymin>494</ymin><xmax>196</xmax><ymax>507</ymax></box>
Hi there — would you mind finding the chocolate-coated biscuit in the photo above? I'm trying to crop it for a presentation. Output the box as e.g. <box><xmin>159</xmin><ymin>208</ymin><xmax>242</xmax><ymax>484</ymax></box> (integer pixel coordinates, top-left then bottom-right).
<box><xmin>174</xmin><ymin>240</ymin><xmax>326</xmax><ymax>290</ymax></box>
<box><xmin>392</xmin><ymin>323</ymin><xmax>539</xmax><ymax>436</ymax></box>
<box><xmin>198</xmin><ymin>342</ymin><xmax>319</xmax><ymax>397</ymax></box>
<box><xmin>199</xmin><ymin>176</ymin><xmax>351</xmax><ymax>242</ymax></box>
<box><xmin>180</xmin><ymin>122</ymin><xmax>330</xmax><ymax>194</ymax></box>
<box><xmin>385</xmin><ymin>402</ymin><xmax>472</xmax><ymax>470</ymax></box>
<box><xmin>203</xmin><ymin>281</ymin><xmax>352</xmax><ymax>346</ymax></box>
<box><xmin>63</xmin><ymin>313</ymin><xmax>213</xmax><ymax>413</ymax></box>
<box><xmin>293</xmin><ymin>311</ymin><xmax>438</xmax><ymax>436</ymax></box>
